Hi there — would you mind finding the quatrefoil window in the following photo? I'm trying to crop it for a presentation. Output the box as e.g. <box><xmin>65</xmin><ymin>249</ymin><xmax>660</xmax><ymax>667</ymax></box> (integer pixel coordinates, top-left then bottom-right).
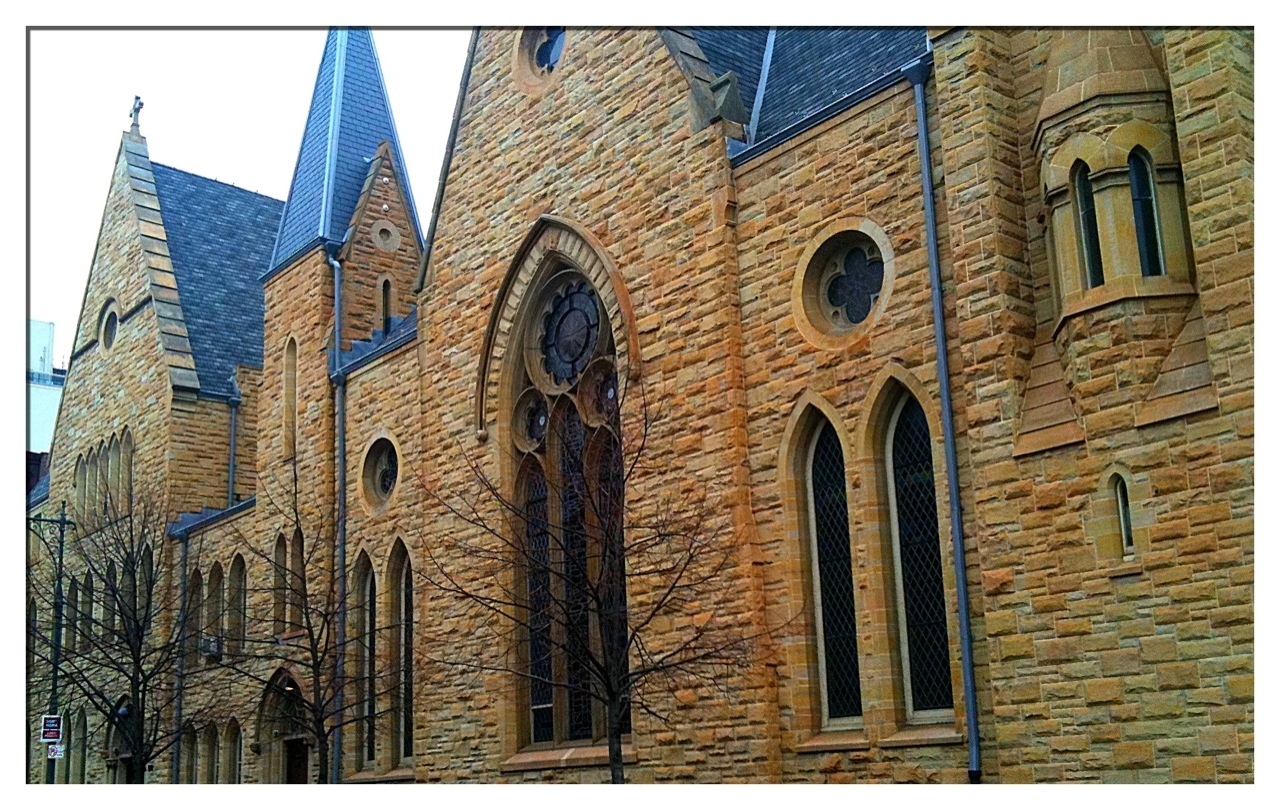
<box><xmin>824</xmin><ymin>246</ymin><xmax>884</xmax><ymax>326</ymax></box>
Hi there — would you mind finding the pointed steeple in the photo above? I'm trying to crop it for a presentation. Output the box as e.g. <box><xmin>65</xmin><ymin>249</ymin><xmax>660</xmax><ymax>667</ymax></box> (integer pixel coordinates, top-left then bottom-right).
<box><xmin>267</xmin><ymin>28</ymin><xmax>423</xmax><ymax>277</ymax></box>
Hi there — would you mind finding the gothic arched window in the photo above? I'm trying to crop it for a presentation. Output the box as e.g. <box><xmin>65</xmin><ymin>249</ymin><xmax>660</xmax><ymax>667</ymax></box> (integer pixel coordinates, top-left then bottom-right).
<box><xmin>1073</xmin><ymin>160</ymin><xmax>1105</xmax><ymax>289</ymax></box>
<box><xmin>284</xmin><ymin>338</ymin><xmax>298</xmax><ymax>458</ymax></box>
<box><xmin>228</xmin><ymin>554</ymin><xmax>246</xmax><ymax>656</ymax></box>
<box><xmin>389</xmin><ymin>541</ymin><xmax>414</xmax><ymax>763</ymax></box>
<box><xmin>1128</xmin><ymin>147</ymin><xmax>1165</xmax><ymax>278</ymax></box>
<box><xmin>511</xmin><ymin>265</ymin><xmax>628</xmax><ymax>746</ymax></box>
<box><xmin>805</xmin><ymin>419</ymin><xmax>861</xmax><ymax>726</ymax></box>
<box><xmin>206</xmin><ymin>563</ymin><xmax>224</xmax><ymax>657</ymax></box>
<box><xmin>885</xmin><ymin>394</ymin><xmax>953</xmax><ymax>721</ymax></box>
<box><xmin>353</xmin><ymin>552</ymin><xmax>376</xmax><ymax>767</ymax></box>
<box><xmin>273</xmin><ymin>535</ymin><xmax>287</xmax><ymax>635</ymax></box>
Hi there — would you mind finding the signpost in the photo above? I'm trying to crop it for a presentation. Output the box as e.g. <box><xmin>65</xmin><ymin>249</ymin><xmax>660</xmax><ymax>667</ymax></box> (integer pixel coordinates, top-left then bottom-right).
<box><xmin>47</xmin><ymin>745</ymin><xmax>64</xmax><ymax>760</ymax></box>
<box><xmin>41</xmin><ymin>714</ymin><xmax>63</xmax><ymax>743</ymax></box>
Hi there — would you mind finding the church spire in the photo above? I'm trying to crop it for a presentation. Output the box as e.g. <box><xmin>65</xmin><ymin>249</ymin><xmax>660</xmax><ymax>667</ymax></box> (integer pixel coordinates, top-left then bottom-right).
<box><xmin>267</xmin><ymin>28</ymin><xmax>423</xmax><ymax>277</ymax></box>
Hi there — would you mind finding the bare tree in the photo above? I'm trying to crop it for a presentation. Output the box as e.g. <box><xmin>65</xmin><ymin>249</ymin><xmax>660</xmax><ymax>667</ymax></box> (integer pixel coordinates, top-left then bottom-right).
<box><xmin>195</xmin><ymin>465</ymin><xmax>398</xmax><ymax>784</ymax></box>
<box><xmin>415</xmin><ymin>384</ymin><xmax>757</xmax><ymax>784</ymax></box>
<box><xmin>27</xmin><ymin>491</ymin><xmax>207</xmax><ymax>784</ymax></box>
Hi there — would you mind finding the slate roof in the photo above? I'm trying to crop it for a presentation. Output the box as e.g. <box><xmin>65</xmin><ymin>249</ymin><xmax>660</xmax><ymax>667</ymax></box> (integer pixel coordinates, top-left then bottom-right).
<box><xmin>268</xmin><ymin>28</ymin><xmax>423</xmax><ymax>276</ymax></box>
<box><xmin>337</xmin><ymin>305</ymin><xmax>418</xmax><ymax>375</ymax></box>
<box><xmin>28</xmin><ymin>472</ymin><xmax>50</xmax><ymax>510</ymax></box>
<box><xmin>691</xmin><ymin>27</ymin><xmax>928</xmax><ymax>148</ymax></box>
<box><xmin>152</xmin><ymin>164</ymin><xmax>284</xmax><ymax>400</ymax></box>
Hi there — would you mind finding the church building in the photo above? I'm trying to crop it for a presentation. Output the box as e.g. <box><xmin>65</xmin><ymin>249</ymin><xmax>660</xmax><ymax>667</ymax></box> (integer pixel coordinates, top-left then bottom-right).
<box><xmin>27</xmin><ymin>26</ymin><xmax>1253</xmax><ymax>784</ymax></box>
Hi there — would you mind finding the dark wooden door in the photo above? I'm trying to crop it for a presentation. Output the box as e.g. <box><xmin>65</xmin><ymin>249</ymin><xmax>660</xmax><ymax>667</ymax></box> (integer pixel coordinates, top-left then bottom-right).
<box><xmin>284</xmin><ymin>739</ymin><xmax>308</xmax><ymax>784</ymax></box>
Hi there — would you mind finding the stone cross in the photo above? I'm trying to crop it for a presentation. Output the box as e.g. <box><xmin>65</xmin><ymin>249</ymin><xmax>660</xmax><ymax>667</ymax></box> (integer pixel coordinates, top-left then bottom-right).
<box><xmin>130</xmin><ymin>96</ymin><xmax>144</xmax><ymax>131</ymax></box>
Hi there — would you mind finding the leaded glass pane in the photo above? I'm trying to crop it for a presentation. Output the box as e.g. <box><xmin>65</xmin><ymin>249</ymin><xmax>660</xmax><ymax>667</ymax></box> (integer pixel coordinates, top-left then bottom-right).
<box><xmin>891</xmin><ymin>397</ymin><xmax>953</xmax><ymax>713</ymax></box>
<box><xmin>595</xmin><ymin>432</ymin><xmax>630</xmax><ymax>736</ymax></box>
<box><xmin>811</xmin><ymin>422</ymin><xmax>861</xmax><ymax>720</ymax></box>
<box><xmin>401</xmin><ymin>562</ymin><xmax>413</xmax><ymax>760</ymax></box>
<box><xmin>1129</xmin><ymin>151</ymin><xmax>1163</xmax><ymax>278</ymax></box>
<box><xmin>559</xmin><ymin>408</ymin><xmax>594</xmax><ymax>740</ymax></box>
<box><xmin>525</xmin><ymin>466</ymin><xmax>554</xmax><ymax>743</ymax></box>
<box><xmin>364</xmin><ymin>573</ymin><xmax>376</xmax><ymax>761</ymax></box>
<box><xmin>1075</xmin><ymin>163</ymin><xmax>1105</xmax><ymax>289</ymax></box>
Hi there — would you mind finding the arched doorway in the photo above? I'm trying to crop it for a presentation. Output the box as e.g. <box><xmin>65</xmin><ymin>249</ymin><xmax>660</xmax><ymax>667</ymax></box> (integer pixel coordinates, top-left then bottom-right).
<box><xmin>255</xmin><ymin>670</ymin><xmax>310</xmax><ymax>784</ymax></box>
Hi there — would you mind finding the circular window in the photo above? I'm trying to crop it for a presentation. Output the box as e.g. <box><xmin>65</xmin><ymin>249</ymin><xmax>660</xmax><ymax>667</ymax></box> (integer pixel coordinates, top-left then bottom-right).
<box><xmin>794</xmin><ymin>225</ymin><xmax>893</xmax><ymax>347</ymax></box>
<box><xmin>362</xmin><ymin>438</ymin><xmax>398</xmax><ymax>506</ymax></box>
<box><xmin>512</xmin><ymin>27</ymin><xmax>569</xmax><ymax>98</ymax></box>
<box><xmin>370</xmin><ymin>218</ymin><xmax>401</xmax><ymax>253</ymax></box>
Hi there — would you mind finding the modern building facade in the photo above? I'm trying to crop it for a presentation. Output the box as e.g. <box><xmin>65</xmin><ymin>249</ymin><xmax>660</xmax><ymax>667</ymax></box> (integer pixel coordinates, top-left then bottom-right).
<box><xmin>27</xmin><ymin>26</ymin><xmax>1253</xmax><ymax>784</ymax></box>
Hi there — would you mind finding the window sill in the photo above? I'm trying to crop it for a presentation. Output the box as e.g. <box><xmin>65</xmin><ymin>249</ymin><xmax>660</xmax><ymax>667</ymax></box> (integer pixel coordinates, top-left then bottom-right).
<box><xmin>500</xmin><ymin>744</ymin><xmax>636</xmax><ymax>773</ymax></box>
<box><xmin>344</xmin><ymin>766</ymin><xmax>415</xmax><ymax>783</ymax></box>
<box><xmin>878</xmin><ymin>724</ymin><xmax>964</xmax><ymax>749</ymax></box>
<box><xmin>794</xmin><ymin>729</ymin><xmax>871</xmax><ymax>754</ymax></box>
<box><xmin>1054</xmin><ymin>277</ymin><xmax>1196</xmax><ymax>338</ymax></box>
<box><xmin>1103</xmin><ymin>559</ymin><xmax>1143</xmax><ymax>579</ymax></box>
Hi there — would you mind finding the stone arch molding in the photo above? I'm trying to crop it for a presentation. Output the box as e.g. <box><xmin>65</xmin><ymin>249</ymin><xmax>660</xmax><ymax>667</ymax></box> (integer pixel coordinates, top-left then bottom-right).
<box><xmin>473</xmin><ymin>214</ymin><xmax>641</xmax><ymax>440</ymax></box>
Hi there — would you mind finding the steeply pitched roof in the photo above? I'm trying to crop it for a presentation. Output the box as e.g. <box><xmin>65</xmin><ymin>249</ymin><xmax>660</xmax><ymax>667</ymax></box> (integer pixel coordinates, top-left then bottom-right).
<box><xmin>690</xmin><ymin>28</ymin><xmax>770</xmax><ymax>118</ymax></box>
<box><xmin>28</xmin><ymin>472</ymin><xmax>50</xmax><ymax>510</ymax></box>
<box><xmin>692</xmin><ymin>27</ymin><xmax>928</xmax><ymax>150</ymax></box>
<box><xmin>152</xmin><ymin>164</ymin><xmax>284</xmax><ymax>399</ymax></box>
<box><xmin>268</xmin><ymin>28</ymin><xmax>423</xmax><ymax>276</ymax></box>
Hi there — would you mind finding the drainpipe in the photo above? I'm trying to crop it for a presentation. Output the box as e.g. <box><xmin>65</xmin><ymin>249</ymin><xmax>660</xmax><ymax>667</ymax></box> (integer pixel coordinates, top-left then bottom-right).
<box><xmin>902</xmin><ymin>52</ymin><xmax>982</xmax><ymax>784</ymax></box>
<box><xmin>172</xmin><ymin>530</ymin><xmax>189</xmax><ymax>784</ymax></box>
<box><xmin>327</xmin><ymin>248</ymin><xmax>348</xmax><ymax>784</ymax></box>
<box><xmin>227</xmin><ymin>371</ymin><xmax>241</xmax><ymax>508</ymax></box>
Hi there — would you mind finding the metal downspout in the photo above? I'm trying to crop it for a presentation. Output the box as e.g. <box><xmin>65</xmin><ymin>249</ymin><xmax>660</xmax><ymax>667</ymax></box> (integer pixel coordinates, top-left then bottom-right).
<box><xmin>172</xmin><ymin>530</ymin><xmax>189</xmax><ymax>784</ymax></box>
<box><xmin>327</xmin><ymin>250</ymin><xmax>348</xmax><ymax>784</ymax></box>
<box><xmin>227</xmin><ymin>373</ymin><xmax>241</xmax><ymax>508</ymax></box>
<box><xmin>903</xmin><ymin>53</ymin><xmax>982</xmax><ymax>783</ymax></box>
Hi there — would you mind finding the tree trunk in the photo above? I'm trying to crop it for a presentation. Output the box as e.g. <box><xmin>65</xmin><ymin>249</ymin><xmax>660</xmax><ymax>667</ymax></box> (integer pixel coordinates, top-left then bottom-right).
<box><xmin>607</xmin><ymin>701</ymin><xmax>624</xmax><ymax>784</ymax></box>
<box><xmin>314</xmin><ymin>733</ymin><xmax>329</xmax><ymax>784</ymax></box>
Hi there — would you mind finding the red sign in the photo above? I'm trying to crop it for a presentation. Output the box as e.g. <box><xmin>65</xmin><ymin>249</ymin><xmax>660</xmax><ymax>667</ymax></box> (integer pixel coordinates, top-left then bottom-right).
<box><xmin>40</xmin><ymin>714</ymin><xmax>62</xmax><ymax>743</ymax></box>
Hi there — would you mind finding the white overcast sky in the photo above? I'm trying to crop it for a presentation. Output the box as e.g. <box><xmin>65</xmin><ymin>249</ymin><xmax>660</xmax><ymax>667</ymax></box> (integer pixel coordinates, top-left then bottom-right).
<box><xmin>28</xmin><ymin>28</ymin><xmax>472</xmax><ymax>367</ymax></box>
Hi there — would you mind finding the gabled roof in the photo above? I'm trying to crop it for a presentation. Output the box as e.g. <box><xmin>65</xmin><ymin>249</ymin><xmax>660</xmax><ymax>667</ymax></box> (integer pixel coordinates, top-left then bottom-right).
<box><xmin>28</xmin><ymin>472</ymin><xmax>50</xmax><ymax>510</ymax></box>
<box><xmin>152</xmin><ymin>164</ymin><xmax>283</xmax><ymax>399</ymax></box>
<box><xmin>268</xmin><ymin>28</ymin><xmax>423</xmax><ymax>277</ymax></box>
<box><xmin>691</xmin><ymin>27</ymin><xmax>928</xmax><ymax>152</ymax></box>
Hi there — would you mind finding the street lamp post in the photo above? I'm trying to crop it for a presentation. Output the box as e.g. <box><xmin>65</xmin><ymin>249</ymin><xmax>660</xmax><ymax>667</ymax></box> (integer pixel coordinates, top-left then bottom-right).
<box><xmin>30</xmin><ymin>500</ymin><xmax>74</xmax><ymax>784</ymax></box>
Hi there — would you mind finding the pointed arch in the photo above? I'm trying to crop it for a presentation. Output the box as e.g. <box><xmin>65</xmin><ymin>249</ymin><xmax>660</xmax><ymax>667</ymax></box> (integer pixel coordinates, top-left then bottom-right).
<box><xmin>206</xmin><ymin>562</ymin><xmax>225</xmax><ymax>649</ymax></box>
<box><xmin>222</xmin><ymin>718</ymin><xmax>243</xmax><ymax>783</ymax></box>
<box><xmin>473</xmin><ymin>214</ymin><xmax>641</xmax><ymax>440</ymax></box>
<box><xmin>120</xmin><ymin>429</ymin><xmax>134</xmax><ymax>507</ymax></box>
<box><xmin>186</xmin><ymin>568</ymin><xmax>204</xmax><ymax>669</ymax></box>
<box><xmin>201</xmin><ymin>722</ymin><xmax>220</xmax><ymax>783</ymax></box>
<box><xmin>777</xmin><ymin>390</ymin><xmax>863</xmax><ymax>730</ymax></box>
<box><xmin>351</xmin><ymin>549</ymin><xmax>377</xmax><ymax>768</ymax></box>
<box><xmin>104</xmin><ymin>561</ymin><xmax>118</xmax><ymax>635</ymax></box>
<box><xmin>228</xmin><ymin>554</ymin><xmax>247</xmax><ymax>656</ymax></box>
<box><xmin>387</xmin><ymin>539</ymin><xmax>415</xmax><ymax>764</ymax></box>
<box><xmin>255</xmin><ymin>668</ymin><xmax>308</xmax><ymax>784</ymax></box>
<box><xmin>283</xmin><ymin>337</ymin><xmax>298</xmax><ymax>458</ymax></box>
<box><xmin>273</xmin><ymin>534</ymin><xmax>288</xmax><ymax>635</ymax></box>
<box><xmin>72</xmin><ymin>709</ymin><xmax>87</xmax><ymax>783</ymax></box>
<box><xmin>108</xmin><ymin>434</ymin><xmax>122</xmax><ymax>509</ymax></box>
<box><xmin>854</xmin><ymin>364</ymin><xmax>958</xmax><ymax>724</ymax></box>
<box><xmin>289</xmin><ymin>528</ymin><xmax>305</xmax><ymax>628</ymax></box>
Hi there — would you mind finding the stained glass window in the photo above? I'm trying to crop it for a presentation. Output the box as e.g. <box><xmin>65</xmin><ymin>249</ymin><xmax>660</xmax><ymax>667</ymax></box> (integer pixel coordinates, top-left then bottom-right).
<box><xmin>808</xmin><ymin>421</ymin><xmax>862</xmax><ymax>722</ymax></box>
<box><xmin>889</xmin><ymin>396</ymin><xmax>953</xmax><ymax>716</ymax></box>
<box><xmin>515</xmin><ymin>270</ymin><xmax>629</xmax><ymax>746</ymax></box>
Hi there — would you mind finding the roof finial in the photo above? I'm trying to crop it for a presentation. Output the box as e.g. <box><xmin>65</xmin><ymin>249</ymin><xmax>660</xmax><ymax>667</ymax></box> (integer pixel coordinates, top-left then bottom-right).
<box><xmin>130</xmin><ymin>96</ymin><xmax>144</xmax><ymax>133</ymax></box>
